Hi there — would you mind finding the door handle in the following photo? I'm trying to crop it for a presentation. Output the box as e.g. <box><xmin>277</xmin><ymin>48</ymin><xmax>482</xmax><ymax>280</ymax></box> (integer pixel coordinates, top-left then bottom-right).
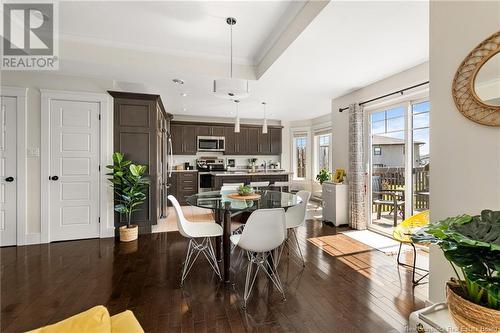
<box><xmin>5</xmin><ymin>176</ymin><xmax>14</xmax><ymax>182</ymax></box>
<box><xmin>49</xmin><ymin>175</ymin><xmax>59</xmax><ymax>181</ymax></box>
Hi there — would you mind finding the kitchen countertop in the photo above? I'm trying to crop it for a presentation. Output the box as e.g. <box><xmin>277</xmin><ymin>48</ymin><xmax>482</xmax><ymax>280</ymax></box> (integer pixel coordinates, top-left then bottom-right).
<box><xmin>171</xmin><ymin>169</ymin><xmax>198</xmax><ymax>173</ymax></box>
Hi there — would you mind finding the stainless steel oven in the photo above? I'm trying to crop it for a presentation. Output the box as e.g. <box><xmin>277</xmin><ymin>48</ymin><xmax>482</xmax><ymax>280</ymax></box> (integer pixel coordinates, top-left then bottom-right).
<box><xmin>197</xmin><ymin>136</ymin><xmax>225</xmax><ymax>152</ymax></box>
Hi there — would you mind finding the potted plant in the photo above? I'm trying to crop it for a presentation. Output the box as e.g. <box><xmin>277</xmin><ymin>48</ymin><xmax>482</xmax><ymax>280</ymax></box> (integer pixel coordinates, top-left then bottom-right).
<box><xmin>412</xmin><ymin>210</ymin><xmax>500</xmax><ymax>332</ymax></box>
<box><xmin>106</xmin><ymin>152</ymin><xmax>150</xmax><ymax>242</ymax></box>
<box><xmin>316</xmin><ymin>168</ymin><xmax>332</xmax><ymax>185</ymax></box>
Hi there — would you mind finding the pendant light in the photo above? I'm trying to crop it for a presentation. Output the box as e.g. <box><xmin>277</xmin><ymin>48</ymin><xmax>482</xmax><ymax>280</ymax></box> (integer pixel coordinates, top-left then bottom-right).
<box><xmin>234</xmin><ymin>100</ymin><xmax>241</xmax><ymax>133</ymax></box>
<box><xmin>213</xmin><ymin>17</ymin><xmax>250</xmax><ymax>100</ymax></box>
<box><xmin>262</xmin><ymin>102</ymin><xmax>268</xmax><ymax>134</ymax></box>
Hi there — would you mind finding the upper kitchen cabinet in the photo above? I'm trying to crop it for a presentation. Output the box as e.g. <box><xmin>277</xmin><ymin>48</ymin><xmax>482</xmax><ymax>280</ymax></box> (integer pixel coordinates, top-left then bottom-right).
<box><xmin>196</xmin><ymin>124</ymin><xmax>225</xmax><ymax>137</ymax></box>
<box><xmin>270</xmin><ymin>127</ymin><xmax>282</xmax><ymax>154</ymax></box>
<box><xmin>235</xmin><ymin>126</ymin><xmax>249</xmax><ymax>154</ymax></box>
<box><xmin>259</xmin><ymin>131</ymin><xmax>271</xmax><ymax>154</ymax></box>
<box><xmin>224</xmin><ymin>126</ymin><xmax>236</xmax><ymax>154</ymax></box>
<box><xmin>247</xmin><ymin>127</ymin><xmax>260</xmax><ymax>154</ymax></box>
<box><xmin>171</xmin><ymin>122</ymin><xmax>197</xmax><ymax>155</ymax></box>
<box><xmin>108</xmin><ymin>91</ymin><xmax>172</xmax><ymax>232</ymax></box>
<box><xmin>170</xmin><ymin>121</ymin><xmax>282</xmax><ymax>156</ymax></box>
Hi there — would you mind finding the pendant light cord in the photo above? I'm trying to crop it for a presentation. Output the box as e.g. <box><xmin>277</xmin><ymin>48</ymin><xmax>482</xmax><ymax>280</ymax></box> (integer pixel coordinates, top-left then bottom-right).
<box><xmin>230</xmin><ymin>22</ymin><xmax>233</xmax><ymax>78</ymax></box>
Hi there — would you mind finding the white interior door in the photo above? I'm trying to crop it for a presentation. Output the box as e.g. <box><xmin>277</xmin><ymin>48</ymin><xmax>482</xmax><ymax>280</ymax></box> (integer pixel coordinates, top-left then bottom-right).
<box><xmin>0</xmin><ymin>96</ymin><xmax>17</xmax><ymax>246</ymax></box>
<box><xmin>49</xmin><ymin>99</ymin><xmax>100</xmax><ymax>241</ymax></box>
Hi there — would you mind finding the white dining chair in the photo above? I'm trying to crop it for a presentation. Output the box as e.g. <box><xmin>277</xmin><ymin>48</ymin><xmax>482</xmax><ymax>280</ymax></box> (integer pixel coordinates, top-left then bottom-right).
<box><xmin>273</xmin><ymin>181</ymin><xmax>290</xmax><ymax>192</ymax></box>
<box><xmin>168</xmin><ymin>195</ymin><xmax>223</xmax><ymax>286</ymax></box>
<box><xmin>281</xmin><ymin>190</ymin><xmax>311</xmax><ymax>267</ymax></box>
<box><xmin>230</xmin><ymin>208</ymin><xmax>287</xmax><ymax>309</ymax></box>
<box><xmin>249</xmin><ymin>181</ymin><xmax>270</xmax><ymax>190</ymax></box>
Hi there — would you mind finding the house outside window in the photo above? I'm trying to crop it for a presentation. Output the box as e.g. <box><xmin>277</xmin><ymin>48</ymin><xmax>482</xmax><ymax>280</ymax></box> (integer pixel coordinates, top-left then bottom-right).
<box><xmin>373</xmin><ymin>146</ymin><xmax>382</xmax><ymax>155</ymax></box>
<box><xmin>294</xmin><ymin>137</ymin><xmax>307</xmax><ymax>179</ymax></box>
<box><xmin>317</xmin><ymin>134</ymin><xmax>331</xmax><ymax>172</ymax></box>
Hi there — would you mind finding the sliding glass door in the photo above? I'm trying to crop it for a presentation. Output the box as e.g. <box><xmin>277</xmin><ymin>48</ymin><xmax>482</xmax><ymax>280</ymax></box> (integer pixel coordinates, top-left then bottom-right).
<box><xmin>367</xmin><ymin>99</ymin><xmax>430</xmax><ymax>235</ymax></box>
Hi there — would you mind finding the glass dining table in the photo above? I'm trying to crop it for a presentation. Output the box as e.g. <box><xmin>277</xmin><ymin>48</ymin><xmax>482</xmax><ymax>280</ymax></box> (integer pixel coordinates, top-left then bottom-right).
<box><xmin>186</xmin><ymin>190</ymin><xmax>302</xmax><ymax>282</ymax></box>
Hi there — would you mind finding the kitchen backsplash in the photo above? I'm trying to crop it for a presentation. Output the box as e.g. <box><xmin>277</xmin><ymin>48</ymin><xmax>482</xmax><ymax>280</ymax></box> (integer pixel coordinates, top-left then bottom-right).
<box><xmin>173</xmin><ymin>153</ymin><xmax>281</xmax><ymax>169</ymax></box>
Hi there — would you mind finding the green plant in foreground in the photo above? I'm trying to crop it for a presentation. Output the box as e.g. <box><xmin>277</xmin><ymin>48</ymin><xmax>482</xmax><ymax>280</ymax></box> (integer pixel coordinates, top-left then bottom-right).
<box><xmin>106</xmin><ymin>152</ymin><xmax>150</xmax><ymax>228</ymax></box>
<box><xmin>316</xmin><ymin>168</ymin><xmax>332</xmax><ymax>185</ymax></box>
<box><xmin>412</xmin><ymin>210</ymin><xmax>500</xmax><ymax>310</ymax></box>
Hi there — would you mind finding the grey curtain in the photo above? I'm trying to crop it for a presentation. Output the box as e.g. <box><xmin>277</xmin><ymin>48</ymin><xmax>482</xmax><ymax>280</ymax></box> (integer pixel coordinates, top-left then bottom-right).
<box><xmin>348</xmin><ymin>103</ymin><xmax>367</xmax><ymax>230</ymax></box>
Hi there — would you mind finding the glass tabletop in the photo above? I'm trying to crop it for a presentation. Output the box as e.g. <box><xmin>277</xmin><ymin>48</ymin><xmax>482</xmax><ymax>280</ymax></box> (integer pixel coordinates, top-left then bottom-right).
<box><xmin>186</xmin><ymin>190</ymin><xmax>302</xmax><ymax>212</ymax></box>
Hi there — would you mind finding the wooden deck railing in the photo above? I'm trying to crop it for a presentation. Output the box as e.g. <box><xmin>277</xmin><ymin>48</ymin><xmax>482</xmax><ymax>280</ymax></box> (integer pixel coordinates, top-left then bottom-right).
<box><xmin>372</xmin><ymin>166</ymin><xmax>429</xmax><ymax>213</ymax></box>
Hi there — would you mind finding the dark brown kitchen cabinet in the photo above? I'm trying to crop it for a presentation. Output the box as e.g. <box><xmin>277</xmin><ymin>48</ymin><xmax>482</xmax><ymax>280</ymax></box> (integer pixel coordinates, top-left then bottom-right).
<box><xmin>223</xmin><ymin>126</ymin><xmax>236</xmax><ymax>154</ymax></box>
<box><xmin>168</xmin><ymin>172</ymin><xmax>198</xmax><ymax>205</ymax></box>
<box><xmin>171</xmin><ymin>123</ymin><xmax>197</xmax><ymax>154</ymax></box>
<box><xmin>270</xmin><ymin>127</ymin><xmax>282</xmax><ymax>154</ymax></box>
<box><xmin>259</xmin><ymin>132</ymin><xmax>271</xmax><ymax>154</ymax></box>
<box><xmin>211</xmin><ymin>126</ymin><xmax>225</xmax><ymax>136</ymax></box>
<box><xmin>213</xmin><ymin>176</ymin><xmax>249</xmax><ymax>190</ymax></box>
<box><xmin>109</xmin><ymin>91</ymin><xmax>172</xmax><ymax>234</ymax></box>
<box><xmin>196</xmin><ymin>125</ymin><xmax>211</xmax><ymax>137</ymax></box>
<box><xmin>196</xmin><ymin>125</ymin><xmax>225</xmax><ymax>137</ymax></box>
<box><xmin>235</xmin><ymin>127</ymin><xmax>249</xmax><ymax>154</ymax></box>
<box><xmin>170</xmin><ymin>121</ymin><xmax>283</xmax><ymax>156</ymax></box>
<box><xmin>248</xmin><ymin>127</ymin><xmax>260</xmax><ymax>154</ymax></box>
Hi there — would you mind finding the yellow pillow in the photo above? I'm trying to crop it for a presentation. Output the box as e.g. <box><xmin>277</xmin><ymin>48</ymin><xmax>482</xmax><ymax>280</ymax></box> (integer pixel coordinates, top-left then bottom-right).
<box><xmin>111</xmin><ymin>310</ymin><xmax>144</xmax><ymax>333</ymax></box>
<box><xmin>26</xmin><ymin>306</ymin><xmax>111</xmax><ymax>333</ymax></box>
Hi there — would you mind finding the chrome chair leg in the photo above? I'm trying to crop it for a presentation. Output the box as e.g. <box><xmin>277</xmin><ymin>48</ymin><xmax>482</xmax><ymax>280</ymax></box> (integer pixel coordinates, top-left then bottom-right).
<box><xmin>290</xmin><ymin>228</ymin><xmax>305</xmax><ymax>267</ymax></box>
<box><xmin>180</xmin><ymin>237</ymin><xmax>221</xmax><ymax>287</ymax></box>
<box><xmin>242</xmin><ymin>251</ymin><xmax>286</xmax><ymax>309</ymax></box>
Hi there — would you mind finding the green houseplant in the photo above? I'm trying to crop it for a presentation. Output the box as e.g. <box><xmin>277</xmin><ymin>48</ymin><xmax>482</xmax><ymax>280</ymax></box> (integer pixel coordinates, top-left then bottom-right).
<box><xmin>316</xmin><ymin>168</ymin><xmax>332</xmax><ymax>185</ymax></box>
<box><xmin>106</xmin><ymin>152</ymin><xmax>150</xmax><ymax>242</ymax></box>
<box><xmin>412</xmin><ymin>210</ymin><xmax>500</xmax><ymax>331</ymax></box>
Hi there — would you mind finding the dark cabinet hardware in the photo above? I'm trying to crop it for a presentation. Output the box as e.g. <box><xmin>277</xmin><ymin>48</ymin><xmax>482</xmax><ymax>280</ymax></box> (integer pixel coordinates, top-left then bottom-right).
<box><xmin>49</xmin><ymin>176</ymin><xmax>59</xmax><ymax>181</ymax></box>
<box><xmin>5</xmin><ymin>177</ymin><xmax>14</xmax><ymax>182</ymax></box>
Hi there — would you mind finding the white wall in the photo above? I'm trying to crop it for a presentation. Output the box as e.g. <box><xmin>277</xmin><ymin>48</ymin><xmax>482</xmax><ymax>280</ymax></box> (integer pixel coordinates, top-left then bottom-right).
<box><xmin>331</xmin><ymin>62</ymin><xmax>429</xmax><ymax>173</ymax></box>
<box><xmin>1</xmin><ymin>72</ymin><xmax>114</xmax><ymax>237</ymax></box>
<box><xmin>428</xmin><ymin>0</ymin><xmax>500</xmax><ymax>303</ymax></box>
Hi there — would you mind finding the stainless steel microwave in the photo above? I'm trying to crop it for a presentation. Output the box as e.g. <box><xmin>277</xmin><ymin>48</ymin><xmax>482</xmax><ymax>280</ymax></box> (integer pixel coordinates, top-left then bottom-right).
<box><xmin>197</xmin><ymin>136</ymin><xmax>225</xmax><ymax>152</ymax></box>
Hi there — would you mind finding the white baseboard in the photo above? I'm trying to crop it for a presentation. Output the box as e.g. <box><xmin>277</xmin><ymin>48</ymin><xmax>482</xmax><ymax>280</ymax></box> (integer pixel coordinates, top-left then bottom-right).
<box><xmin>25</xmin><ymin>233</ymin><xmax>41</xmax><ymax>245</ymax></box>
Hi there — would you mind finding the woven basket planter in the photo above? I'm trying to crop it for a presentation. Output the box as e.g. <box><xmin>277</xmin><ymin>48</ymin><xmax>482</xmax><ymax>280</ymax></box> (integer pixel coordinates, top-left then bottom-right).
<box><xmin>447</xmin><ymin>282</ymin><xmax>500</xmax><ymax>332</ymax></box>
<box><xmin>119</xmin><ymin>225</ymin><xmax>138</xmax><ymax>242</ymax></box>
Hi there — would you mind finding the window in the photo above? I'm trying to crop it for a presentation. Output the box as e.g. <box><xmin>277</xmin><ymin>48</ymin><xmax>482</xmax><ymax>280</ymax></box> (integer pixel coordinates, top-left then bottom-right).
<box><xmin>294</xmin><ymin>136</ymin><xmax>307</xmax><ymax>179</ymax></box>
<box><xmin>316</xmin><ymin>134</ymin><xmax>331</xmax><ymax>172</ymax></box>
<box><xmin>373</xmin><ymin>146</ymin><xmax>381</xmax><ymax>155</ymax></box>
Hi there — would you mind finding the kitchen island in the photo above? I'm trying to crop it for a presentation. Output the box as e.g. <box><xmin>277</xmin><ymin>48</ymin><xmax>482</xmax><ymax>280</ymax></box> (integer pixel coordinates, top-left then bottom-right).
<box><xmin>210</xmin><ymin>170</ymin><xmax>292</xmax><ymax>190</ymax></box>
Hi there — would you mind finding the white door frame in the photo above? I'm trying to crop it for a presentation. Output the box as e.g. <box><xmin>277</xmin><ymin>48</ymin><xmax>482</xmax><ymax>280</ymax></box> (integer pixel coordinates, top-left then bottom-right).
<box><xmin>40</xmin><ymin>90</ymin><xmax>113</xmax><ymax>243</ymax></box>
<box><xmin>0</xmin><ymin>86</ymin><xmax>27</xmax><ymax>245</ymax></box>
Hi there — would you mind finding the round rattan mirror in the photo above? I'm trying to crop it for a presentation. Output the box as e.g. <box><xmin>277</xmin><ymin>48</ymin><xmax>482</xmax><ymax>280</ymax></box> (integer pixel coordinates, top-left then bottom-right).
<box><xmin>452</xmin><ymin>31</ymin><xmax>500</xmax><ymax>126</ymax></box>
<box><xmin>474</xmin><ymin>52</ymin><xmax>500</xmax><ymax>106</ymax></box>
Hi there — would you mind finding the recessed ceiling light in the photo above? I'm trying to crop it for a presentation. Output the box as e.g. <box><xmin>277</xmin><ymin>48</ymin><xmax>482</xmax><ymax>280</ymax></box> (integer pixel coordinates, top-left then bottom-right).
<box><xmin>182</xmin><ymin>107</ymin><xmax>187</xmax><ymax>112</ymax></box>
<box><xmin>172</xmin><ymin>79</ymin><xmax>184</xmax><ymax>85</ymax></box>
<box><xmin>180</xmin><ymin>93</ymin><xmax>188</xmax><ymax>97</ymax></box>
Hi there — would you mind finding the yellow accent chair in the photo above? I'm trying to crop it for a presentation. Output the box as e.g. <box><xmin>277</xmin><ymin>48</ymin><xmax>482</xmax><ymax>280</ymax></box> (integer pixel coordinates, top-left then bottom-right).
<box><xmin>392</xmin><ymin>210</ymin><xmax>429</xmax><ymax>285</ymax></box>
<box><xmin>26</xmin><ymin>305</ymin><xmax>144</xmax><ymax>333</ymax></box>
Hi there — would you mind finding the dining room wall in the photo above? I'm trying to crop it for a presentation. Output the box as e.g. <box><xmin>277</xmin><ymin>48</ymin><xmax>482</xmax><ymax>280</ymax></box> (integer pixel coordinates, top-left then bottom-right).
<box><xmin>428</xmin><ymin>0</ymin><xmax>500</xmax><ymax>303</ymax></box>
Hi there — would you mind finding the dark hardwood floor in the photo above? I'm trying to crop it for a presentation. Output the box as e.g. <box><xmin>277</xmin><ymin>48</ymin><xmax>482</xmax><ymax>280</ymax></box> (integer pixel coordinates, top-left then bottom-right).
<box><xmin>1</xmin><ymin>219</ymin><xmax>428</xmax><ymax>333</ymax></box>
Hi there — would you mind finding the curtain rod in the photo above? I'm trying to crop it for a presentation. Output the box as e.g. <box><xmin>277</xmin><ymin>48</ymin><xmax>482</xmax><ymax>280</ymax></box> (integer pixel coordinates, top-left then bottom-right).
<box><xmin>338</xmin><ymin>81</ymin><xmax>429</xmax><ymax>113</ymax></box>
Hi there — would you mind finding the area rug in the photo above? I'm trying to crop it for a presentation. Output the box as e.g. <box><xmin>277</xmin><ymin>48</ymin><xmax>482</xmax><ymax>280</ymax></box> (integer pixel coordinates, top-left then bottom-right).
<box><xmin>308</xmin><ymin>230</ymin><xmax>413</xmax><ymax>257</ymax></box>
